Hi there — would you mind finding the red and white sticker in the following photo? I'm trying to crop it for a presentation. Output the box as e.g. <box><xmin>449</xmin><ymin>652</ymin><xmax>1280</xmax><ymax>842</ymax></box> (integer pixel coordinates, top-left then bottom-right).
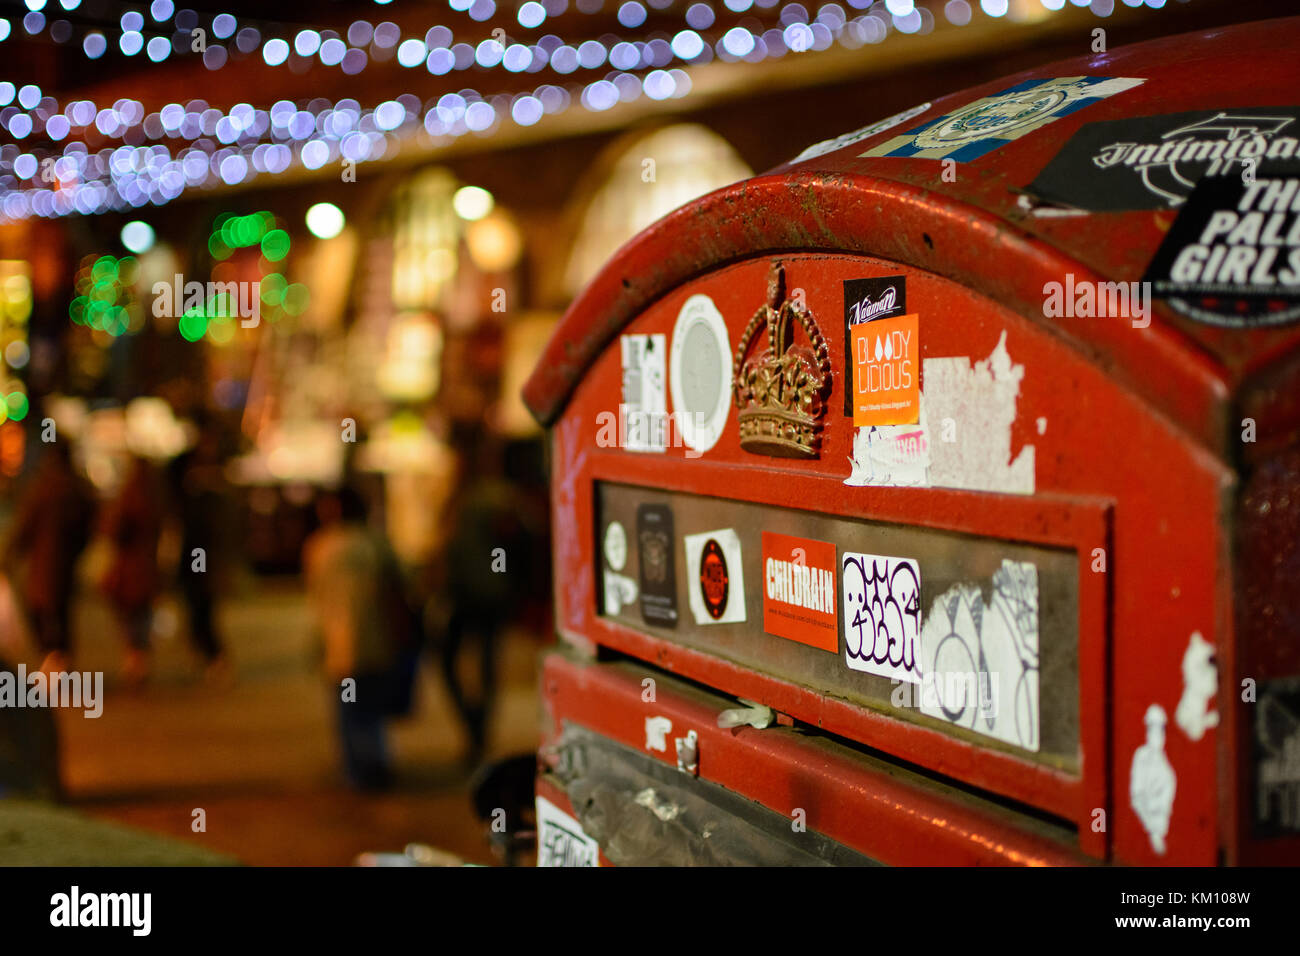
<box><xmin>762</xmin><ymin>532</ymin><xmax>838</xmax><ymax>652</ymax></box>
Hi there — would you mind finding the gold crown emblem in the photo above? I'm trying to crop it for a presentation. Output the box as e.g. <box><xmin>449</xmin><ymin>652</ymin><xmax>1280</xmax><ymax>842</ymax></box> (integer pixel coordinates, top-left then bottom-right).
<box><xmin>732</xmin><ymin>262</ymin><xmax>831</xmax><ymax>459</ymax></box>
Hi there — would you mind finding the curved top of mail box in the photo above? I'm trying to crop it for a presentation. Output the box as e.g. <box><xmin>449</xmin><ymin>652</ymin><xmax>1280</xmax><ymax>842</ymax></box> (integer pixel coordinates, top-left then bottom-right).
<box><xmin>524</xmin><ymin>16</ymin><xmax>1300</xmax><ymax>450</ymax></box>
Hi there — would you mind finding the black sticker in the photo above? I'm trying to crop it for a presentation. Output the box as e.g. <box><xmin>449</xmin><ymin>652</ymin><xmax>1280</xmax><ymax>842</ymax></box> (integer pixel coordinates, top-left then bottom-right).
<box><xmin>1027</xmin><ymin>109</ymin><xmax>1300</xmax><ymax>211</ymax></box>
<box><xmin>1255</xmin><ymin>678</ymin><xmax>1300</xmax><ymax>837</ymax></box>
<box><xmin>636</xmin><ymin>503</ymin><xmax>677</xmax><ymax>628</ymax></box>
<box><xmin>697</xmin><ymin>538</ymin><xmax>729</xmax><ymax>621</ymax></box>
<box><xmin>843</xmin><ymin>276</ymin><xmax>906</xmax><ymax>415</ymax></box>
<box><xmin>1142</xmin><ymin>170</ymin><xmax>1300</xmax><ymax>327</ymax></box>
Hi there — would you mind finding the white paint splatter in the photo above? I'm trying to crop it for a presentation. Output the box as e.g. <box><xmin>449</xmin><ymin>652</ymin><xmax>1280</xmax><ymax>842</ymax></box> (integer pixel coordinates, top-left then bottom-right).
<box><xmin>1175</xmin><ymin>631</ymin><xmax>1219</xmax><ymax>742</ymax></box>
<box><xmin>644</xmin><ymin>716</ymin><xmax>673</xmax><ymax>752</ymax></box>
<box><xmin>1130</xmin><ymin>704</ymin><xmax>1177</xmax><ymax>855</ymax></box>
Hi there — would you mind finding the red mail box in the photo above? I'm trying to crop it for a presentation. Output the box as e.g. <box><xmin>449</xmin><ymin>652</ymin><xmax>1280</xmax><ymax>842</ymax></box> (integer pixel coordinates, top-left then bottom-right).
<box><xmin>525</xmin><ymin>17</ymin><xmax>1300</xmax><ymax>866</ymax></box>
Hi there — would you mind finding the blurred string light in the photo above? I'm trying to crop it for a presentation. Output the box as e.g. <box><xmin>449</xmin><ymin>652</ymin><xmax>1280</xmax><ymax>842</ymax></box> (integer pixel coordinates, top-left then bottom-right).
<box><xmin>0</xmin><ymin>75</ymin><xmax>692</xmax><ymax>220</ymax></box>
<box><xmin>120</xmin><ymin>219</ymin><xmax>155</xmax><ymax>253</ymax></box>
<box><xmin>452</xmin><ymin>185</ymin><xmax>494</xmax><ymax>221</ymax></box>
<box><xmin>67</xmin><ymin>253</ymin><xmax>141</xmax><ymax>337</ymax></box>
<box><xmin>0</xmin><ymin>0</ymin><xmax>1136</xmax><ymax>80</ymax></box>
<box><xmin>0</xmin><ymin>1</ymin><xmax>1163</xmax><ymax>221</ymax></box>
<box><xmin>305</xmin><ymin>202</ymin><xmax>345</xmax><ymax>239</ymax></box>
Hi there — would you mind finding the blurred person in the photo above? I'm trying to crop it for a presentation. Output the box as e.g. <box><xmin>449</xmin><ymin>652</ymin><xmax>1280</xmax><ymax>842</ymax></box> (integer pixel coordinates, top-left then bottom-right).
<box><xmin>166</xmin><ymin>420</ymin><xmax>230</xmax><ymax>679</ymax></box>
<box><xmin>303</xmin><ymin>487</ymin><xmax>420</xmax><ymax>791</ymax></box>
<box><xmin>0</xmin><ymin>443</ymin><xmax>94</xmax><ymax>673</ymax></box>
<box><xmin>99</xmin><ymin>455</ymin><xmax>164</xmax><ymax>686</ymax></box>
<box><xmin>438</xmin><ymin>430</ymin><xmax>530</xmax><ymax>768</ymax></box>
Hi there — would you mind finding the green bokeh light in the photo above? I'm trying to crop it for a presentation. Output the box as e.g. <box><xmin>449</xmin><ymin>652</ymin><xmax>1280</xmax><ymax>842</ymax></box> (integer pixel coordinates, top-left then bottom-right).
<box><xmin>260</xmin><ymin>229</ymin><xmax>290</xmax><ymax>262</ymax></box>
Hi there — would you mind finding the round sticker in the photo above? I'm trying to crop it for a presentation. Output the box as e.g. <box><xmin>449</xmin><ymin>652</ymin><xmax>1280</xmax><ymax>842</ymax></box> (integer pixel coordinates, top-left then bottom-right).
<box><xmin>670</xmin><ymin>294</ymin><xmax>732</xmax><ymax>454</ymax></box>
<box><xmin>604</xmin><ymin>521</ymin><xmax>627</xmax><ymax>572</ymax></box>
<box><xmin>914</xmin><ymin>88</ymin><xmax>1069</xmax><ymax>151</ymax></box>
<box><xmin>698</xmin><ymin>537</ymin><xmax>730</xmax><ymax>620</ymax></box>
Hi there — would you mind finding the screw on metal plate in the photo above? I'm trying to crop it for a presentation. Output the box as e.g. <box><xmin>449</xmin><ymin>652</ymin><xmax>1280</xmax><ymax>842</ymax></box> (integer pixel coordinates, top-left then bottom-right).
<box><xmin>675</xmin><ymin>730</ymin><xmax>699</xmax><ymax>776</ymax></box>
<box><xmin>717</xmin><ymin>698</ymin><xmax>775</xmax><ymax>730</ymax></box>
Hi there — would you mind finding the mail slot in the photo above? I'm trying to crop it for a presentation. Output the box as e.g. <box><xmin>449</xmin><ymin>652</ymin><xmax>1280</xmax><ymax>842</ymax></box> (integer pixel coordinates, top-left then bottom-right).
<box><xmin>524</xmin><ymin>18</ymin><xmax>1300</xmax><ymax>866</ymax></box>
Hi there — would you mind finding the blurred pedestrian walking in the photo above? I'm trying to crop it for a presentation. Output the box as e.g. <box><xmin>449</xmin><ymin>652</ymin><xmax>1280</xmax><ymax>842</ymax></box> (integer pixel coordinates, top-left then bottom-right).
<box><xmin>166</xmin><ymin>420</ymin><xmax>230</xmax><ymax>679</ymax></box>
<box><xmin>99</xmin><ymin>455</ymin><xmax>163</xmax><ymax>686</ymax></box>
<box><xmin>438</xmin><ymin>431</ymin><xmax>530</xmax><ymax>769</ymax></box>
<box><xmin>1</xmin><ymin>443</ymin><xmax>95</xmax><ymax>673</ymax></box>
<box><xmin>303</xmin><ymin>486</ymin><xmax>420</xmax><ymax>791</ymax></box>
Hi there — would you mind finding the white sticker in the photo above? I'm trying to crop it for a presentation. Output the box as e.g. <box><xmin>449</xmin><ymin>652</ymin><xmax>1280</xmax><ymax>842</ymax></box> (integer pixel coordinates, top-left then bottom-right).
<box><xmin>845</xmin><ymin>420</ymin><xmax>931</xmax><ymax>487</ymax></box>
<box><xmin>1175</xmin><ymin>631</ymin><xmax>1219</xmax><ymax>742</ymax></box>
<box><xmin>620</xmin><ymin>333</ymin><xmax>667</xmax><ymax>452</ymax></box>
<box><xmin>536</xmin><ymin>795</ymin><xmax>600</xmax><ymax>867</ymax></box>
<box><xmin>602</xmin><ymin>570</ymin><xmax>638</xmax><ymax>615</ymax></box>
<box><xmin>683</xmin><ymin>529</ymin><xmax>747</xmax><ymax>625</ymax></box>
<box><xmin>792</xmin><ymin>101</ymin><xmax>933</xmax><ymax>163</ymax></box>
<box><xmin>841</xmin><ymin>552</ymin><xmax>922</xmax><ymax>684</ymax></box>
<box><xmin>1130</xmin><ymin>704</ymin><xmax>1176</xmax><ymax>855</ymax></box>
<box><xmin>919</xmin><ymin>559</ymin><xmax>1040</xmax><ymax>751</ymax></box>
<box><xmin>603</xmin><ymin>521</ymin><xmax>628</xmax><ymax>572</ymax></box>
<box><xmin>845</xmin><ymin>331</ymin><xmax>1035</xmax><ymax>494</ymax></box>
<box><xmin>669</xmin><ymin>294</ymin><xmax>732</xmax><ymax>455</ymax></box>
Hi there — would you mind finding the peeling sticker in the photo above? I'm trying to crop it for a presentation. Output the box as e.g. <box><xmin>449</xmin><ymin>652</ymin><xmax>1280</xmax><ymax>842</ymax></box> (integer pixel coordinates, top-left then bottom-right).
<box><xmin>925</xmin><ymin>331</ymin><xmax>1035</xmax><ymax>494</ymax></box>
<box><xmin>845</xmin><ymin>420</ymin><xmax>931</xmax><ymax>487</ymax></box>
<box><xmin>1036</xmin><ymin>416</ymin><xmax>1048</xmax><ymax>435</ymax></box>
<box><xmin>1175</xmin><ymin>631</ymin><xmax>1219</xmax><ymax>742</ymax></box>
<box><xmin>846</xmin><ymin>331</ymin><xmax>1035</xmax><ymax>494</ymax></box>
<box><xmin>645</xmin><ymin>715</ymin><xmax>673</xmax><ymax>752</ymax></box>
<box><xmin>1131</xmin><ymin>704</ymin><xmax>1177</xmax><ymax>855</ymax></box>
<box><xmin>620</xmin><ymin>333</ymin><xmax>667</xmax><ymax>452</ymax></box>
<box><xmin>792</xmin><ymin>101</ymin><xmax>932</xmax><ymax>163</ymax></box>
<box><xmin>919</xmin><ymin>559</ymin><xmax>1040</xmax><ymax>751</ymax></box>
<box><xmin>684</xmin><ymin>529</ymin><xmax>747</xmax><ymax>625</ymax></box>
<box><xmin>536</xmin><ymin>795</ymin><xmax>600</xmax><ymax>867</ymax></box>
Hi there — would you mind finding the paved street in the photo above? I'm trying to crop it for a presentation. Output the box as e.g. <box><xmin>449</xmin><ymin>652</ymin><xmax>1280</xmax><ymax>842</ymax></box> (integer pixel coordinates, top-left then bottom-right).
<box><xmin>23</xmin><ymin>579</ymin><xmax>542</xmax><ymax>866</ymax></box>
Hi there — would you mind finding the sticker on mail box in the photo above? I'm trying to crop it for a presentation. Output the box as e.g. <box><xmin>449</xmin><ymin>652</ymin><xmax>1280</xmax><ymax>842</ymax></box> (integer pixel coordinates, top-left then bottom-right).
<box><xmin>861</xmin><ymin>76</ymin><xmax>1145</xmax><ymax>162</ymax></box>
<box><xmin>536</xmin><ymin>795</ymin><xmax>599</xmax><ymax>867</ymax></box>
<box><xmin>637</xmin><ymin>503</ymin><xmax>678</xmax><ymax>627</ymax></box>
<box><xmin>841</xmin><ymin>551</ymin><xmax>922</xmax><ymax>683</ymax></box>
<box><xmin>1142</xmin><ymin>170</ymin><xmax>1300</xmax><ymax>327</ymax></box>
<box><xmin>843</xmin><ymin>275</ymin><xmax>907</xmax><ymax>416</ymax></box>
<box><xmin>1026</xmin><ymin>108</ymin><xmax>1300</xmax><ymax>211</ymax></box>
<box><xmin>620</xmin><ymin>333</ymin><xmax>667</xmax><ymax>452</ymax></box>
<box><xmin>684</xmin><ymin>528</ymin><xmax>746</xmax><ymax>625</ymax></box>
<box><xmin>762</xmin><ymin>532</ymin><xmax>838</xmax><ymax>652</ymax></box>
<box><xmin>850</xmin><ymin>312</ymin><xmax>919</xmax><ymax>426</ymax></box>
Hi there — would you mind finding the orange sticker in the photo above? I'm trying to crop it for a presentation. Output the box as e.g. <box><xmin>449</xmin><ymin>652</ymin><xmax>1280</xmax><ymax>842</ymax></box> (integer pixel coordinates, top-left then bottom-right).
<box><xmin>762</xmin><ymin>532</ymin><xmax>838</xmax><ymax>653</ymax></box>
<box><xmin>850</xmin><ymin>313</ymin><xmax>919</xmax><ymax>426</ymax></box>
